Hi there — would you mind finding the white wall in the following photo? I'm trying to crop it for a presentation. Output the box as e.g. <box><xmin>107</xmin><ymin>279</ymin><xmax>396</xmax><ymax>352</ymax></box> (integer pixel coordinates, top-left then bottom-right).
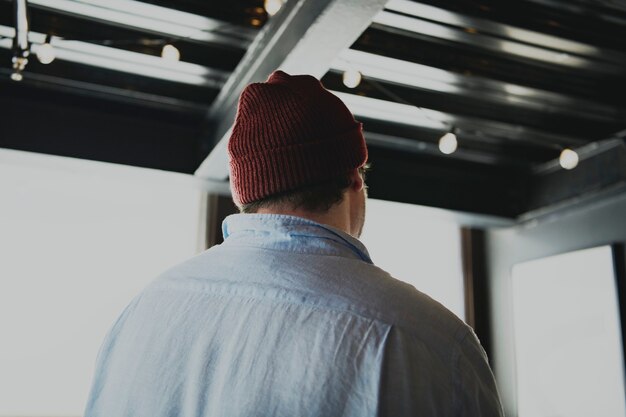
<box><xmin>512</xmin><ymin>246</ymin><xmax>625</xmax><ymax>417</ymax></box>
<box><xmin>0</xmin><ymin>150</ymin><xmax>201</xmax><ymax>416</ymax></box>
<box><xmin>361</xmin><ymin>198</ymin><xmax>465</xmax><ymax>320</ymax></box>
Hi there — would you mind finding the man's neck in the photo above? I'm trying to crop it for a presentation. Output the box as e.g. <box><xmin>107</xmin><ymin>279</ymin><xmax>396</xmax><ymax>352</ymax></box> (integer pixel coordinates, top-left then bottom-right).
<box><xmin>255</xmin><ymin>202</ymin><xmax>351</xmax><ymax>237</ymax></box>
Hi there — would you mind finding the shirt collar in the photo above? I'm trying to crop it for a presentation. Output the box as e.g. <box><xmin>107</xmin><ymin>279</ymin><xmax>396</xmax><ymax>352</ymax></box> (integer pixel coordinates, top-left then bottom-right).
<box><xmin>222</xmin><ymin>214</ymin><xmax>372</xmax><ymax>264</ymax></box>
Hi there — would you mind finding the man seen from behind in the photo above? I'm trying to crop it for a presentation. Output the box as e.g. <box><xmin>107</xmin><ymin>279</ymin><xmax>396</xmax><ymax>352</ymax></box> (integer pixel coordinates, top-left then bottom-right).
<box><xmin>85</xmin><ymin>70</ymin><xmax>504</xmax><ymax>416</ymax></box>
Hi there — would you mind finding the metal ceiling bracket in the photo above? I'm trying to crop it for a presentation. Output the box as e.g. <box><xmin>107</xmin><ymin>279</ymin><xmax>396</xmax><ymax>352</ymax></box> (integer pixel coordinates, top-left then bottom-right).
<box><xmin>11</xmin><ymin>0</ymin><xmax>30</xmax><ymax>80</ymax></box>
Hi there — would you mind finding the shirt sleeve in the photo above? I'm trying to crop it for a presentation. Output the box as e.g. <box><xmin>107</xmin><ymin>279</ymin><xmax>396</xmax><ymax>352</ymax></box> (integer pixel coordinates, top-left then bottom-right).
<box><xmin>452</xmin><ymin>328</ymin><xmax>504</xmax><ymax>417</ymax></box>
<box><xmin>378</xmin><ymin>324</ymin><xmax>504</xmax><ymax>417</ymax></box>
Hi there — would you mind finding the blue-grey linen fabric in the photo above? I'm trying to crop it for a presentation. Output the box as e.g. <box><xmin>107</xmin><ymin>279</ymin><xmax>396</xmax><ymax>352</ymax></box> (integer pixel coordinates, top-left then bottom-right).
<box><xmin>85</xmin><ymin>214</ymin><xmax>503</xmax><ymax>417</ymax></box>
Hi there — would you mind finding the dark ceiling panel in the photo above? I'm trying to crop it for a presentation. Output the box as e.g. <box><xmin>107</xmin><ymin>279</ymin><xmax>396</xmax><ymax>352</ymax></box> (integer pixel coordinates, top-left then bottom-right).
<box><xmin>0</xmin><ymin>80</ymin><xmax>205</xmax><ymax>173</ymax></box>
<box><xmin>366</xmin><ymin>145</ymin><xmax>528</xmax><ymax>217</ymax></box>
<box><xmin>137</xmin><ymin>0</ymin><xmax>270</xmax><ymax>27</ymax></box>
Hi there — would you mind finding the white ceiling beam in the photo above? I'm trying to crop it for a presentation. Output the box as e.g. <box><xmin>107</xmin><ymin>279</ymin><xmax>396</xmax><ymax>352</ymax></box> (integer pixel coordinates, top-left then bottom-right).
<box><xmin>385</xmin><ymin>0</ymin><xmax>626</xmax><ymax>63</ymax></box>
<box><xmin>0</xmin><ymin>25</ymin><xmax>229</xmax><ymax>87</ymax></box>
<box><xmin>330</xmin><ymin>49</ymin><xmax>623</xmax><ymax>121</ymax></box>
<box><xmin>372</xmin><ymin>10</ymin><xmax>624</xmax><ymax>74</ymax></box>
<box><xmin>26</xmin><ymin>0</ymin><xmax>255</xmax><ymax>47</ymax></box>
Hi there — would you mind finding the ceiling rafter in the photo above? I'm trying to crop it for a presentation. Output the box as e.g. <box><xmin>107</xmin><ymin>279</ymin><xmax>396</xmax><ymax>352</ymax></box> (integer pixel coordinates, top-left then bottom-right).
<box><xmin>372</xmin><ymin>11</ymin><xmax>624</xmax><ymax>75</ymax></box>
<box><xmin>0</xmin><ymin>25</ymin><xmax>230</xmax><ymax>87</ymax></box>
<box><xmin>330</xmin><ymin>49</ymin><xmax>624</xmax><ymax>122</ymax></box>
<box><xmin>24</xmin><ymin>0</ymin><xmax>256</xmax><ymax>48</ymax></box>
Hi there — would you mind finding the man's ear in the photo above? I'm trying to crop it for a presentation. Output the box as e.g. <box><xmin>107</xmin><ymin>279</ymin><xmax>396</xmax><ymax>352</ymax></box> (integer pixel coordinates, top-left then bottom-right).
<box><xmin>350</xmin><ymin>169</ymin><xmax>364</xmax><ymax>192</ymax></box>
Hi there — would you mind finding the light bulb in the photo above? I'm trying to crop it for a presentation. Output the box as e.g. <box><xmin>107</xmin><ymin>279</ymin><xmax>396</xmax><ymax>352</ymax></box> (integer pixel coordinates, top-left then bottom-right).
<box><xmin>265</xmin><ymin>0</ymin><xmax>284</xmax><ymax>16</ymax></box>
<box><xmin>559</xmin><ymin>148</ymin><xmax>579</xmax><ymax>170</ymax></box>
<box><xmin>10</xmin><ymin>72</ymin><xmax>23</xmax><ymax>82</ymax></box>
<box><xmin>342</xmin><ymin>69</ymin><xmax>362</xmax><ymax>89</ymax></box>
<box><xmin>438</xmin><ymin>132</ymin><xmax>458</xmax><ymax>154</ymax></box>
<box><xmin>161</xmin><ymin>44</ymin><xmax>180</xmax><ymax>61</ymax></box>
<box><xmin>37</xmin><ymin>42</ymin><xmax>56</xmax><ymax>64</ymax></box>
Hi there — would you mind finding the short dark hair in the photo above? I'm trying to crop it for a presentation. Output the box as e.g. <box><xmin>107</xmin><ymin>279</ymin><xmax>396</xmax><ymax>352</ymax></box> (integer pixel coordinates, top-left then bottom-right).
<box><xmin>239</xmin><ymin>165</ymin><xmax>369</xmax><ymax>214</ymax></box>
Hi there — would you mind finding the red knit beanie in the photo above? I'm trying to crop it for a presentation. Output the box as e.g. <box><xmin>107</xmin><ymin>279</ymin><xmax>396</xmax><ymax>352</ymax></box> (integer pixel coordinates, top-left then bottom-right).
<box><xmin>228</xmin><ymin>70</ymin><xmax>368</xmax><ymax>206</ymax></box>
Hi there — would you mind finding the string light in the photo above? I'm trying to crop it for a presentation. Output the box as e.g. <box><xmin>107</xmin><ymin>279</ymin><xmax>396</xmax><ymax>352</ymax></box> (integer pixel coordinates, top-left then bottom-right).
<box><xmin>265</xmin><ymin>0</ymin><xmax>284</xmax><ymax>16</ymax></box>
<box><xmin>559</xmin><ymin>148</ymin><xmax>579</xmax><ymax>170</ymax></box>
<box><xmin>10</xmin><ymin>71</ymin><xmax>23</xmax><ymax>81</ymax></box>
<box><xmin>161</xmin><ymin>44</ymin><xmax>180</xmax><ymax>61</ymax></box>
<box><xmin>343</xmin><ymin>74</ymin><xmax>460</xmax><ymax>156</ymax></box>
<box><xmin>438</xmin><ymin>130</ymin><xmax>458</xmax><ymax>154</ymax></box>
<box><xmin>10</xmin><ymin>55</ymin><xmax>27</xmax><ymax>81</ymax></box>
<box><xmin>342</xmin><ymin>69</ymin><xmax>362</xmax><ymax>88</ymax></box>
<box><xmin>36</xmin><ymin>35</ymin><xmax>55</xmax><ymax>64</ymax></box>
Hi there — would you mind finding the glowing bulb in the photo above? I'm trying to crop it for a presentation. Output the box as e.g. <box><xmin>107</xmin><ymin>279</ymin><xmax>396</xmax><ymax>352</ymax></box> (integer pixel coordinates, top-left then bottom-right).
<box><xmin>37</xmin><ymin>42</ymin><xmax>56</xmax><ymax>64</ymax></box>
<box><xmin>265</xmin><ymin>0</ymin><xmax>284</xmax><ymax>16</ymax></box>
<box><xmin>10</xmin><ymin>72</ymin><xmax>23</xmax><ymax>82</ymax></box>
<box><xmin>342</xmin><ymin>69</ymin><xmax>362</xmax><ymax>88</ymax></box>
<box><xmin>559</xmin><ymin>148</ymin><xmax>579</xmax><ymax>170</ymax></box>
<box><xmin>161</xmin><ymin>44</ymin><xmax>180</xmax><ymax>61</ymax></box>
<box><xmin>439</xmin><ymin>132</ymin><xmax>458</xmax><ymax>154</ymax></box>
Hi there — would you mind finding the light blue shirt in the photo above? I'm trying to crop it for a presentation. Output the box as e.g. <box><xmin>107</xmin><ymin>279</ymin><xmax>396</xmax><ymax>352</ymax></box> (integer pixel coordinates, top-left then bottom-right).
<box><xmin>85</xmin><ymin>214</ymin><xmax>503</xmax><ymax>416</ymax></box>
